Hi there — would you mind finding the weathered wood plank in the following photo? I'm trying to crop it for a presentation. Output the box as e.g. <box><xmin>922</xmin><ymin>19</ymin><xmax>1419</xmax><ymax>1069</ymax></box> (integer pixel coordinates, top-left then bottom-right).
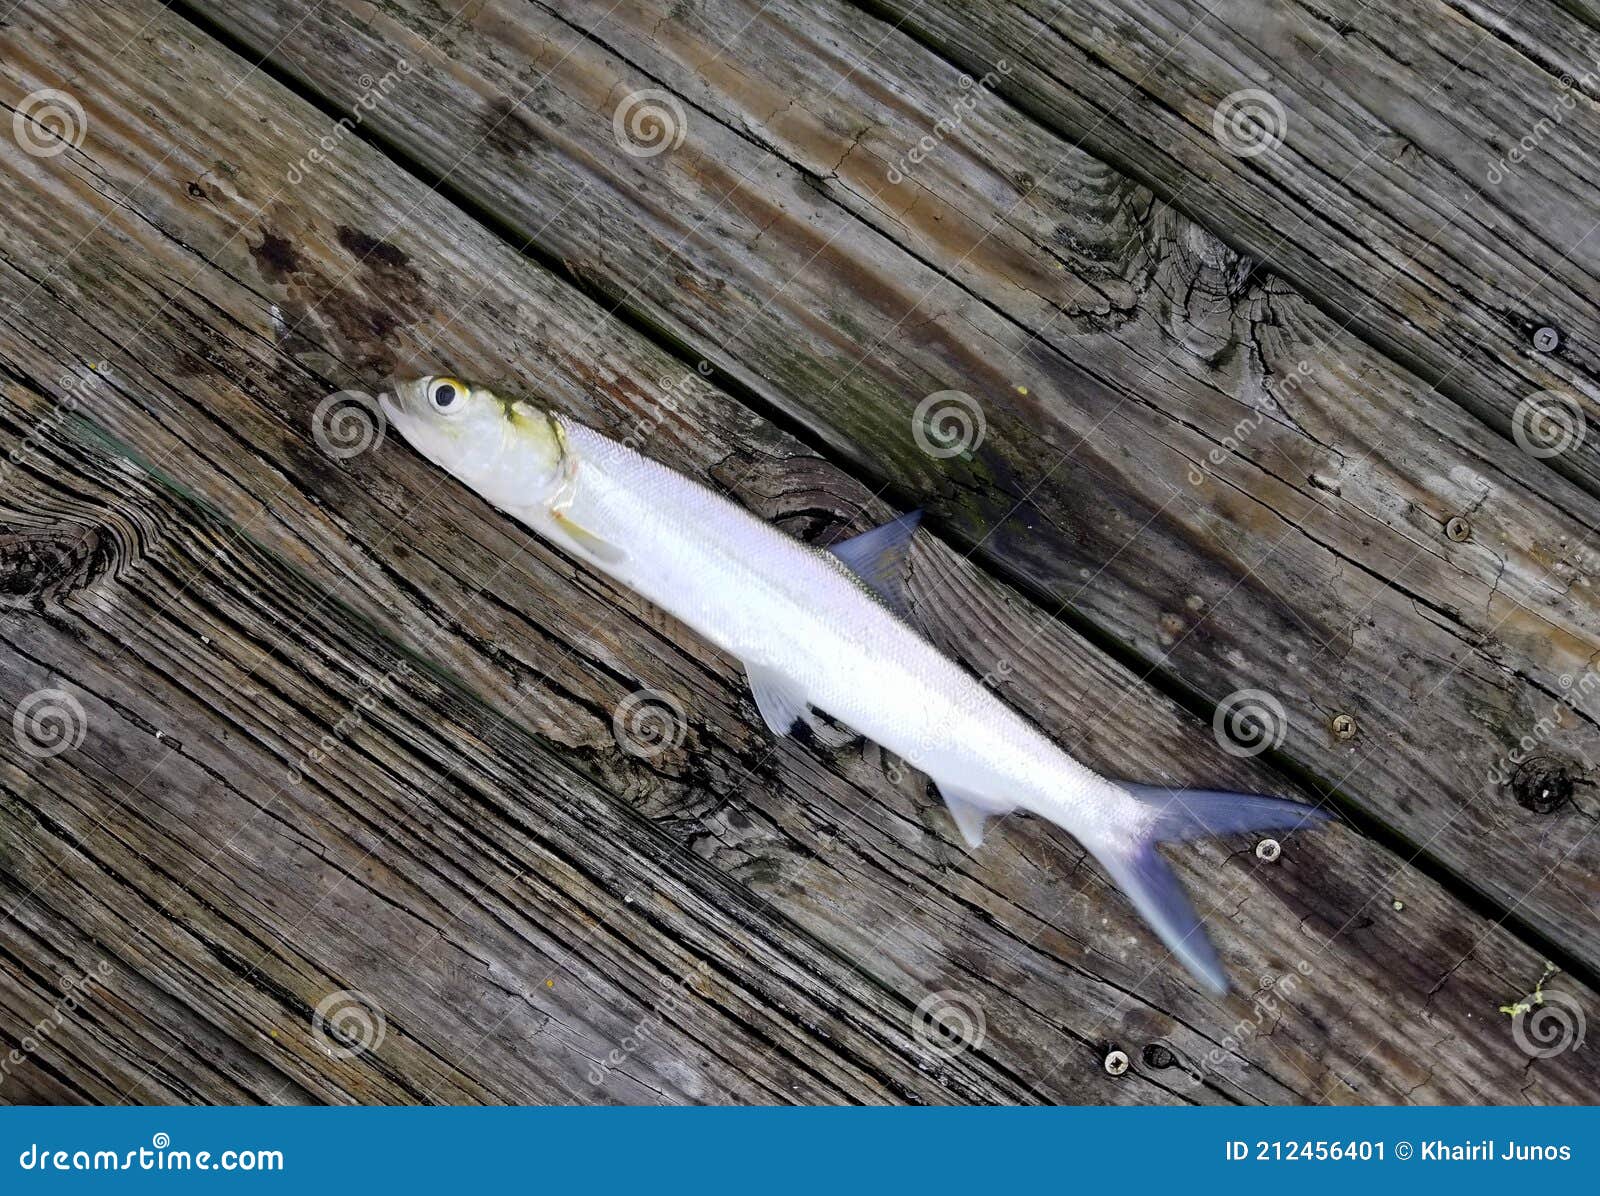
<box><xmin>186</xmin><ymin>0</ymin><xmax>1600</xmax><ymax>971</ymax></box>
<box><xmin>0</xmin><ymin>0</ymin><xmax>1594</xmax><ymax>1104</ymax></box>
<box><xmin>855</xmin><ymin>0</ymin><xmax>1600</xmax><ymax>494</ymax></box>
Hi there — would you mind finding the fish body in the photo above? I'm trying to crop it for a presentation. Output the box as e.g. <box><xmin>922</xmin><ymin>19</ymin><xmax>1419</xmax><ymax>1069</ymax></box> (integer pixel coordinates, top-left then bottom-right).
<box><xmin>555</xmin><ymin>421</ymin><xmax>1114</xmax><ymax>831</ymax></box>
<box><xmin>381</xmin><ymin>375</ymin><xmax>1331</xmax><ymax>993</ymax></box>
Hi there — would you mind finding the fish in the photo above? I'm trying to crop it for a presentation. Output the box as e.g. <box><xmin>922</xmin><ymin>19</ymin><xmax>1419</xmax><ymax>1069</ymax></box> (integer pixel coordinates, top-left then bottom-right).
<box><xmin>380</xmin><ymin>374</ymin><xmax>1333</xmax><ymax>993</ymax></box>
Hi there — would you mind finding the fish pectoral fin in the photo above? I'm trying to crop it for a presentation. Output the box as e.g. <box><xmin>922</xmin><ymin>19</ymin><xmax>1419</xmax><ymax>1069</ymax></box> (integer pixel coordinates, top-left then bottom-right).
<box><xmin>827</xmin><ymin>509</ymin><xmax>922</xmax><ymax>618</ymax></box>
<box><xmin>549</xmin><ymin>509</ymin><xmax>626</xmax><ymax>565</ymax></box>
<box><xmin>935</xmin><ymin>783</ymin><xmax>1006</xmax><ymax>850</ymax></box>
<box><xmin>744</xmin><ymin>664</ymin><xmax>855</xmax><ymax>747</ymax></box>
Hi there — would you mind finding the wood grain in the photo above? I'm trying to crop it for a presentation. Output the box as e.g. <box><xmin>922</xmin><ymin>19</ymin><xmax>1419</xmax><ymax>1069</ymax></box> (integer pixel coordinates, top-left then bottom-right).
<box><xmin>855</xmin><ymin>0</ymin><xmax>1600</xmax><ymax>494</ymax></box>
<box><xmin>0</xmin><ymin>0</ymin><xmax>1592</xmax><ymax>1104</ymax></box>
<box><xmin>184</xmin><ymin>0</ymin><xmax>1600</xmax><ymax>973</ymax></box>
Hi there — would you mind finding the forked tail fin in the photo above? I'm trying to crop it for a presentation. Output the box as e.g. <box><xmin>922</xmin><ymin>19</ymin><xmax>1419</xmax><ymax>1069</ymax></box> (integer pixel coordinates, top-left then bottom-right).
<box><xmin>1090</xmin><ymin>785</ymin><xmax>1333</xmax><ymax>995</ymax></box>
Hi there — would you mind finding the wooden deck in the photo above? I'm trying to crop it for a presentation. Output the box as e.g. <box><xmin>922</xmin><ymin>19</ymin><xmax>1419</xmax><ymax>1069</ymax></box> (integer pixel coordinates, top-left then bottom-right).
<box><xmin>0</xmin><ymin>0</ymin><xmax>1596</xmax><ymax>1103</ymax></box>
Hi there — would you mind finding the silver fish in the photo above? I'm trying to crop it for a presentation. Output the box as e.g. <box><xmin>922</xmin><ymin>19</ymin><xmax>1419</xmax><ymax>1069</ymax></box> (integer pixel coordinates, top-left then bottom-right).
<box><xmin>381</xmin><ymin>374</ymin><xmax>1331</xmax><ymax>993</ymax></box>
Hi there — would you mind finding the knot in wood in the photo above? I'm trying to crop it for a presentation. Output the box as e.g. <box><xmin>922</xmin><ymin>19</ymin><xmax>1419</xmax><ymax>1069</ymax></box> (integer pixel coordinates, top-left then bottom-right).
<box><xmin>1511</xmin><ymin>757</ymin><xmax>1574</xmax><ymax>815</ymax></box>
<box><xmin>0</xmin><ymin>527</ymin><xmax>107</xmax><ymax>602</ymax></box>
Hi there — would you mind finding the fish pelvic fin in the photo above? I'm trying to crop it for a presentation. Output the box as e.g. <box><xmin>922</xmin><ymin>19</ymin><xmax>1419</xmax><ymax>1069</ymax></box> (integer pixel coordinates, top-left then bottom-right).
<box><xmin>1089</xmin><ymin>785</ymin><xmax>1334</xmax><ymax>996</ymax></box>
<box><xmin>745</xmin><ymin>663</ymin><xmax>855</xmax><ymax>747</ymax></box>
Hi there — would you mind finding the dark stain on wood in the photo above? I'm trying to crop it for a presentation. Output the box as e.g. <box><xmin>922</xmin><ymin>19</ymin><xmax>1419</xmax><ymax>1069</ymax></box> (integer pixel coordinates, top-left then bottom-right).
<box><xmin>477</xmin><ymin>95</ymin><xmax>544</xmax><ymax>159</ymax></box>
<box><xmin>249</xmin><ymin>228</ymin><xmax>303</xmax><ymax>282</ymax></box>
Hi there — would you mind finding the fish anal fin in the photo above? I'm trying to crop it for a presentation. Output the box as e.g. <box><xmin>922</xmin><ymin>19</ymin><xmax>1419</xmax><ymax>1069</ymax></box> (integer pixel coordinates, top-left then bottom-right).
<box><xmin>828</xmin><ymin>510</ymin><xmax>922</xmax><ymax>617</ymax></box>
<box><xmin>935</xmin><ymin>782</ymin><xmax>1010</xmax><ymax>850</ymax></box>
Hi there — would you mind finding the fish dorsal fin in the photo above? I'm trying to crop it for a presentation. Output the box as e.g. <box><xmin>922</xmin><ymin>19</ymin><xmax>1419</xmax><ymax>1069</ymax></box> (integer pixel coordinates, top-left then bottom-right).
<box><xmin>745</xmin><ymin>664</ymin><xmax>856</xmax><ymax>747</ymax></box>
<box><xmin>828</xmin><ymin>510</ymin><xmax>922</xmax><ymax>617</ymax></box>
<box><xmin>935</xmin><ymin>782</ymin><xmax>1008</xmax><ymax>850</ymax></box>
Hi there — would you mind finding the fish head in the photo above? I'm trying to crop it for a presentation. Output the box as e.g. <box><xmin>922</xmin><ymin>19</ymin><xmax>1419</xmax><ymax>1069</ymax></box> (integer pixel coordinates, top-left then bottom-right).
<box><xmin>382</xmin><ymin>375</ymin><xmax>570</xmax><ymax>510</ymax></box>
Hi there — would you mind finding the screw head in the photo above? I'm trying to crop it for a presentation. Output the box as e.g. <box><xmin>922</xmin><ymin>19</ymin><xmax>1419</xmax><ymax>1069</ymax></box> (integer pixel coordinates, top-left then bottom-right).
<box><xmin>1331</xmin><ymin>713</ymin><xmax>1357</xmax><ymax>740</ymax></box>
<box><xmin>1255</xmin><ymin>837</ymin><xmax>1282</xmax><ymax>862</ymax></box>
<box><xmin>1445</xmin><ymin>516</ymin><xmax>1470</xmax><ymax>542</ymax></box>
<box><xmin>1533</xmin><ymin>326</ymin><xmax>1560</xmax><ymax>353</ymax></box>
<box><xmin>1103</xmin><ymin>1048</ymin><xmax>1130</xmax><ymax>1076</ymax></box>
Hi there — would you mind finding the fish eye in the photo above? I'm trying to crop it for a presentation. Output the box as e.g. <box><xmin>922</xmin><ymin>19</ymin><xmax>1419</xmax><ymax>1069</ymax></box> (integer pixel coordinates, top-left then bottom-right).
<box><xmin>428</xmin><ymin>376</ymin><xmax>468</xmax><ymax>413</ymax></box>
